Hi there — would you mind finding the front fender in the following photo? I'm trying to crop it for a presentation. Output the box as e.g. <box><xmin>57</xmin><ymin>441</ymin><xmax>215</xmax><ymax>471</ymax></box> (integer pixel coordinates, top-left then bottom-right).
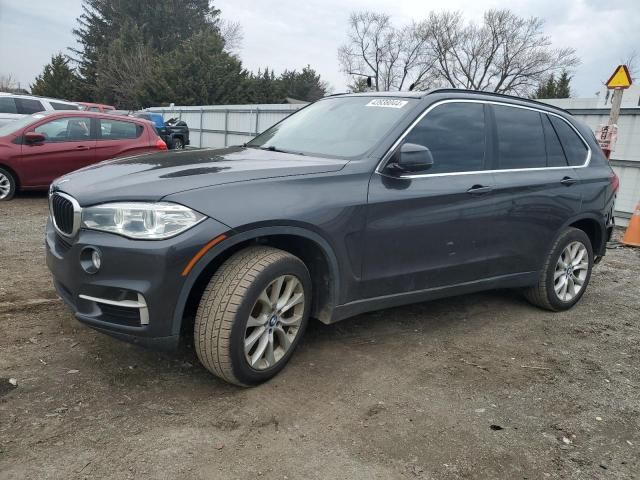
<box><xmin>171</xmin><ymin>225</ymin><xmax>342</xmax><ymax>335</ymax></box>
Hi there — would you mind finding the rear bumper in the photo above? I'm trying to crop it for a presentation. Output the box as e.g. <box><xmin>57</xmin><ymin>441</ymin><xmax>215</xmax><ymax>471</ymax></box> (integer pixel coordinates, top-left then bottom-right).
<box><xmin>45</xmin><ymin>217</ymin><xmax>229</xmax><ymax>349</ymax></box>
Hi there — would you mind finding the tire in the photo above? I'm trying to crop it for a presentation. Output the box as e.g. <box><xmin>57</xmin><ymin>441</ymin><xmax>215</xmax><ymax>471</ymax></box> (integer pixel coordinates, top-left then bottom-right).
<box><xmin>173</xmin><ymin>137</ymin><xmax>184</xmax><ymax>149</ymax></box>
<box><xmin>0</xmin><ymin>167</ymin><xmax>16</xmax><ymax>201</ymax></box>
<box><xmin>524</xmin><ymin>227</ymin><xmax>593</xmax><ymax>311</ymax></box>
<box><xmin>194</xmin><ymin>246</ymin><xmax>311</xmax><ymax>386</ymax></box>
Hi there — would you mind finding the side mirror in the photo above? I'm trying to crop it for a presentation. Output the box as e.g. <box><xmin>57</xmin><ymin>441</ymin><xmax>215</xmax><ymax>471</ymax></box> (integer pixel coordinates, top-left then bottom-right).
<box><xmin>25</xmin><ymin>132</ymin><xmax>46</xmax><ymax>145</ymax></box>
<box><xmin>388</xmin><ymin>142</ymin><xmax>434</xmax><ymax>174</ymax></box>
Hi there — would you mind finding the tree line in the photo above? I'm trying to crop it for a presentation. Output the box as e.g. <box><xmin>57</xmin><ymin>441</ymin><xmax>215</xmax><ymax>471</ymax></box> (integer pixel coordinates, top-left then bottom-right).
<box><xmin>30</xmin><ymin>0</ymin><xmax>329</xmax><ymax>108</ymax></box>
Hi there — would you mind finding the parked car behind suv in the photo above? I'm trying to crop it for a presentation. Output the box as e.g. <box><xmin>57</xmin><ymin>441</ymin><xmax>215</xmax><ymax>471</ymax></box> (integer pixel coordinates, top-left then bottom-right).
<box><xmin>0</xmin><ymin>111</ymin><xmax>167</xmax><ymax>200</ymax></box>
<box><xmin>0</xmin><ymin>92</ymin><xmax>79</xmax><ymax>127</ymax></box>
<box><xmin>46</xmin><ymin>90</ymin><xmax>617</xmax><ymax>386</ymax></box>
<box><xmin>76</xmin><ymin>102</ymin><xmax>116</xmax><ymax>113</ymax></box>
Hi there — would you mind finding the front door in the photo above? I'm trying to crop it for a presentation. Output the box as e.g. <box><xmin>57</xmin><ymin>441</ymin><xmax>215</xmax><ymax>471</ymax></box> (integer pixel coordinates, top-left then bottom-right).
<box><xmin>20</xmin><ymin>116</ymin><xmax>96</xmax><ymax>187</ymax></box>
<box><xmin>361</xmin><ymin>101</ymin><xmax>498</xmax><ymax>299</ymax></box>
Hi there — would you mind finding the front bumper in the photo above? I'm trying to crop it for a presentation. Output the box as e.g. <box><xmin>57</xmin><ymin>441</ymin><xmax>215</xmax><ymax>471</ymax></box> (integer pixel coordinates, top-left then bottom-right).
<box><xmin>45</xmin><ymin>217</ymin><xmax>229</xmax><ymax>349</ymax></box>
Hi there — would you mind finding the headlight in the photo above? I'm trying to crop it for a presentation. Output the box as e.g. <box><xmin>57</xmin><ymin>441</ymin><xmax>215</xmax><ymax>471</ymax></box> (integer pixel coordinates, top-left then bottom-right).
<box><xmin>81</xmin><ymin>202</ymin><xmax>205</xmax><ymax>240</ymax></box>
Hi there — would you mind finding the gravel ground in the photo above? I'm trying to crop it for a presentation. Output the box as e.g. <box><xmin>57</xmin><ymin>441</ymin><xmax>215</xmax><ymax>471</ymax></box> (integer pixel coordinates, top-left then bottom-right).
<box><xmin>1</xmin><ymin>194</ymin><xmax>639</xmax><ymax>480</ymax></box>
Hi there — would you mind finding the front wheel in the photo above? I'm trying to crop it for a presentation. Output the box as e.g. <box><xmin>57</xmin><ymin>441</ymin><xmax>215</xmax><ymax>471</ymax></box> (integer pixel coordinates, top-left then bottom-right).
<box><xmin>0</xmin><ymin>167</ymin><xmax>16</xmax><ymax>201</ymax></box>
<box><xmin>194</xmin><ymin>247</ymin><xmax>311</xmax><ymax>386</ymax></box>
<box><xmin>524</xmin><ymin>227</ymin><xmax>593</xmax><ymax>311</ymax></box>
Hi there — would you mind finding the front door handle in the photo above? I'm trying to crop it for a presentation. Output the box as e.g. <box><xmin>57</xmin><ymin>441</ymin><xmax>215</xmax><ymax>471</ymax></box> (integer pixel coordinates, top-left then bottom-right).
<box><xmin>466</xmin><ymin>184</ymin><xmax>493</xmax><ymax>195</ymax></box>
<box><xmin>560</xmin><ymin>176</ymin><xmax>578</xmax><ymax>186</ymax></box>
<box><xmin>75</xmin><ymin>145</ymin><xmax>91</xmax><ymax>151</ymax></box>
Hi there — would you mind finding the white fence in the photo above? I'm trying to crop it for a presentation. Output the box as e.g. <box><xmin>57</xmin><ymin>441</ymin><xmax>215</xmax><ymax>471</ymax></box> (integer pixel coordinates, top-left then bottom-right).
<box><xmin>146</xmin><ymin>104</ymin><xmax>303</xmax><ymax>149</ymax></box>
<box><xmin>150</xmin><ymin>102</ymin><xmax>639</xmax><ymax>227</ymax></box>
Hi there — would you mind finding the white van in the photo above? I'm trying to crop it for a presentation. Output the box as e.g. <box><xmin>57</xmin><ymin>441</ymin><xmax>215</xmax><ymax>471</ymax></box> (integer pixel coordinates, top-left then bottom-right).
<box><xmin>0</xmin><ymin>93</ymin><xmax>79</xmax><ymax>127</ymax></box>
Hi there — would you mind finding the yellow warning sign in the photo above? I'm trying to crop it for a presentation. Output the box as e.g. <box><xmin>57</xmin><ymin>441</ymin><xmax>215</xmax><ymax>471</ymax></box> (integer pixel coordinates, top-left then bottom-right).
<box><xmin>606</xmin><ymin>65</ymin><xmax>632</xmax><ymax>89</ymax></box>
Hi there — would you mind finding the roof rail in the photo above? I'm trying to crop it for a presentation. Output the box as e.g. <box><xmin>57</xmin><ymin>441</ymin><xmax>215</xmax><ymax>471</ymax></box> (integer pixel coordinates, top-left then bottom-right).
<box><xmin>426</xmin><ymin>88</ymin><xmax>571</xmax><ymax>115</ymax></box>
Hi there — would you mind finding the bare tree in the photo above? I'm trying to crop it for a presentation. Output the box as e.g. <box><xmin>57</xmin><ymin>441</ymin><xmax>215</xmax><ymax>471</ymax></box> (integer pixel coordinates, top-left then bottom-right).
<box><xmin>426</xmin><ymin>9</ymin><xmax>579</xmax><ymax>95</ymax></box>
<box><xmin>220</xmin><ymin>19</ymin><xmax>244</xmax><ymax>54</ymax></box>
<box><xmin>338</xmin><ymin>9</ymin><xmax>579</xmax><ymax>96</ymax></box>
<box><xmin>621</xmin><ymin>50</ymin><xmax>638</xmax><ymax>81</ymax></box>
<box><xmin>0</xmin><ymin>74</ymin><xmax>17</xmax><ymax>92</ymax></box>
<box><xmin>338</xmin><ymin>12</ymin><xmax>435</xmax><ymax>91</ymax></box>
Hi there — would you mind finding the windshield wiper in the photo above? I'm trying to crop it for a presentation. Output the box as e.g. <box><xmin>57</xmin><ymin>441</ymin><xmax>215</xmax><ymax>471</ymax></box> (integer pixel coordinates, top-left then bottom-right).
<box><xmin>259</xmin><ymin>145</ymin><xmax>305</xmax><ymax>156</ymax></box>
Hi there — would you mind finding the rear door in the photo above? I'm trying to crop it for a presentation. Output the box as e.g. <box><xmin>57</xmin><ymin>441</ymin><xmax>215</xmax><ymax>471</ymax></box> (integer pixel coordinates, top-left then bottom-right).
<box><xmin>486</xmin><ymin>104</ymin><xmax>584</xmax><ymax>277</ymax></box>
<box><xmin>19</xmin><ymin>116</ymin><xmax>96</xmax><ymax>187</ymax></box>
<box><xmin>95</xmin><ymin>117</ymin><xmax>149</xmax><ymax>160</ymax></box>
<box><xmin>362</xmin><ymin>101</ymin><xmax>498</xmax><ymax>298</ymax></box>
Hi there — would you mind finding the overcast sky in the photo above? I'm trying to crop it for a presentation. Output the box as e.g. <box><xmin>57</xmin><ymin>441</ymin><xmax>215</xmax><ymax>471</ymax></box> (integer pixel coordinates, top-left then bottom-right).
<box><xmin>0</xmin><ymin>0</ymin><xmax>638</xmax><ymax>97</ymax></box>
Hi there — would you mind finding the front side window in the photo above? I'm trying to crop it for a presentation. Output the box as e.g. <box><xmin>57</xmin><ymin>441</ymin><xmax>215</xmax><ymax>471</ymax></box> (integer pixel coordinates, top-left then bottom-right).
<box><xmin>403</xmin><ymin>102</ymin><xmax>486</xmax><ymax>174</ymax></box>
<box><xmin>247</xmin><ymin>96</ymin><xmax>419</xmax><ymax>158</ymax></box>
<box><xmin>34</xmin><ymin>117</ymin><xmax>92</xmax><ymax>142</ymax></box>
<box><xmin>549</xmin><ymin>116</ymin><xmax>588</xmax><ymax>166</ymax></box>
<box><xmin>0</xmin><ymin>97</ymin><xmax>17</xmax><ymax>114</ymax></box>
<box><xmin>494</xmin><ymin>105</ymin><xmax>547</xmax><ymax>169</ymax></box>
<box><xmin>89</xmin><ymin>107</ymin><xmax>100</xmax><ymax>112</ymax></box>
<box><xmin>16</xmin><ymin>98</ymin><xmax>45</xmax><ymax>115</ymax></box>
<box><xmin>99</xmin><ymin>119</ymin><xmax>141</xmax><ymax>139</ymax></box>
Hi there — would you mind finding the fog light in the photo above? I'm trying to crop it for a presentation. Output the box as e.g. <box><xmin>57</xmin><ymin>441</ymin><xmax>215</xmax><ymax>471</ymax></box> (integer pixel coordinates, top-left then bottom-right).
<box><xmin>80</xmin><ymin>247</ymin><xmax>102</xmax><ymax>274</ymax></box>
<box><xmin>91</xmin><ymin>250</ymin><xmax>101</xmax><ymax>270</ymax></box>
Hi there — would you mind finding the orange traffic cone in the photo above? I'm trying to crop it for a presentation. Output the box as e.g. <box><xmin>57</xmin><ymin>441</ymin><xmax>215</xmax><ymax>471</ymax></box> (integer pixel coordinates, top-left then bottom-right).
<box><xmin>622</xmin><ymin>202</ymin><xmax>640</xmax><ymax>247</ymax></box>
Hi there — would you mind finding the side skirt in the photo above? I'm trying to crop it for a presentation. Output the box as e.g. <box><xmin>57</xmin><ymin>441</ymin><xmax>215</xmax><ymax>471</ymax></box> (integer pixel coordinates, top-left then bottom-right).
<box><xmin>325</xmin><ymin>271</ymin><xmax>539</xmax><ymax>324</ymax></box>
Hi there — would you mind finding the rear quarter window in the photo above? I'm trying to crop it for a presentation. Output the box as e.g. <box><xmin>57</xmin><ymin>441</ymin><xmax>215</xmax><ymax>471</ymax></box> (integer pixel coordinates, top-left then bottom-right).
<box><xmin>549</xmin><ymin>116</ymin><xmax>589</xmax><ymax>166</ymax></box>
<box><xmin>50</xmin><ymin>102</ymin><xmax>79</xmax><ymax>111</ymax></box>
<box><xmin>99</xmin><ymin>119</ymin><xmax>143</xmax><ymax>140</ymax></box>
<box><xmin>15</xmin><ymin>98</ymin><xmax>45</xmax><ymax>115</ymax></box>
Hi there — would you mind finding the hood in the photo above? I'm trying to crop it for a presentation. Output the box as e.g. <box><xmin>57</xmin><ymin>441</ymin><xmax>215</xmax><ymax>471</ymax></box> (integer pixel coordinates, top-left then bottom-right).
<box><xmin>52</xmin><ymin>146</ymin><xmax>349</xmax><ymax>205</ymax></box>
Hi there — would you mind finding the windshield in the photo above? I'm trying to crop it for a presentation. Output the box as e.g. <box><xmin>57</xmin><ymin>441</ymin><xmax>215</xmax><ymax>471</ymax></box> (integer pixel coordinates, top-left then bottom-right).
<box><xmin>247</xmin><ymin>96</ymin><xmax>418</xmax><ymax>158</ymax></box>
<box><xmin>0</xmin><ymin>114</ymin><xmax>46</xmax><ymax>137</ymax></box>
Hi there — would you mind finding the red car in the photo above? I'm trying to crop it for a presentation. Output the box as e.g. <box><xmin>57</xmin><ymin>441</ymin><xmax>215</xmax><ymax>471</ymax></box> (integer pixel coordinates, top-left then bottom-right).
<box><xmin>0</xmin><ymin>111</ymin><xmax>167</xmax><ymax>201</ymax></box>
<box><xmin>76</xmin><ymin>102</ymin><xmax>116</xmax><ymax>113</ymax></box>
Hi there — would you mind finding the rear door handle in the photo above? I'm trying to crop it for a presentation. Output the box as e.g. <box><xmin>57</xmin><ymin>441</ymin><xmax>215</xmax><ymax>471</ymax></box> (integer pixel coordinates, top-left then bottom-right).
<box><xmin>560</xmin><ymin>176</ymin><xmax>578</xmax><ymax>186</ymax></box>
<box><xmin>75</xmin><ymin>145</ymin><xmax>91</xmax><ymax>151</ymax></box>
<box><xmin>466</xmin><ymin>184</ymin><xmax>493</xmax><ymax>195</ymax></box>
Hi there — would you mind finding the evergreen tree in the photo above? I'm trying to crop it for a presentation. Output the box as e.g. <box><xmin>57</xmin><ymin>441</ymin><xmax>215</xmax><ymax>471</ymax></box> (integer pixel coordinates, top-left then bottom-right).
<box><xmin>532</xmin><ymin>71</ymin><xmax>572</xmax><ymax>99</ymax></box>
<box><xmin>279</xmin><ymin>66</ymin><xmax>328</xmax><ymax>101</ymax></box>
<box><xmin>31</xmin><ymin>54</ymin><xmax>81</xmax><ymax>99</ymax></box>
<box><xmin>71</xmin><ymin>0</ymin><xmax>222</xmax><ymax>99</ymax></box>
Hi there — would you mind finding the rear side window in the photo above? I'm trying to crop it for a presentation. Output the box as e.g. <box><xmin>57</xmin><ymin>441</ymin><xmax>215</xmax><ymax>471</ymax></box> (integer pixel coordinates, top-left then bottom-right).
<box><xmin>549</xmin><ymin>116</ymin><xmax>589</xmax><ymax>166</ymax></box>
<box><xmin>99</xmin><ymin>119</ymin><xmax>142</xmax><ymax>139</ymax></box>
<box><xmin>542</xmin><ymin>115</ymin><xmax>568</xmax><ymax>167</ymax></box>
<box><xmin>494</xmin><ymin>105</ymin><xmax>546</xmax><ymax>169</ymax></box>
<box><xmin>404</xmin><ymin>102</ymin><xmax>486</xmax><ymax>174</ymax></box>
<box><xmin>89</xmin><ymin>107</ymin><xmax>100</xmax><ymax>112</ymax></box>
<box><xmin>0</xmin><ymin>97</ymin><xmax>17</xmax><ymax>114</ymax></box>
<box><xmin>50</xmin><ymin>102</ymin><xmax>79</xmax><ymax>111</ymax></box>
<box><xmin>16</xmin><ymin>98</ymin><xmax>45</xmax><ymax>115</ymax></box>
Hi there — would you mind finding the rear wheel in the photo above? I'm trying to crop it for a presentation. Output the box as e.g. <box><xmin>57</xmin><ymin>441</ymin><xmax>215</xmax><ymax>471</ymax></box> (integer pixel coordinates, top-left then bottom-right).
<box><xmin>524</xmin><ymin>227</ymin><xmax>593</xmax><ymax>311</ymax></box>
<box><xmin>194</xmin><ymin>247</ymin><xmax>311</xmax><ymax>386</ymax></box>
<box><xmin>0</xmin><ymin>167</ymin><xmax>16</xmax><ymax>201</ymax></box>
<box><xmin>173</xmin><ymin>137</ymin><xmax>184</xmax><ymax>149</ymax></box>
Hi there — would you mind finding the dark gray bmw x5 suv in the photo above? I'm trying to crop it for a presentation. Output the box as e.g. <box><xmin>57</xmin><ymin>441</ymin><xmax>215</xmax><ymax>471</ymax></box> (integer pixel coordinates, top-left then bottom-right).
<box><xmin>46</xmin><ymin>90</ymin><xmax>618</xmax><ymax>386</ymax></box>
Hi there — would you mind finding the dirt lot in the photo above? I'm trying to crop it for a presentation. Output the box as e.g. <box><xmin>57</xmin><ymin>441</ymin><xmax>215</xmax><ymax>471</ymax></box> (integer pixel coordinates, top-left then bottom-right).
<box><xmin>1</xmin><ymin>194</ymin><xmax>639</xmax><ymax>480</ymax></box>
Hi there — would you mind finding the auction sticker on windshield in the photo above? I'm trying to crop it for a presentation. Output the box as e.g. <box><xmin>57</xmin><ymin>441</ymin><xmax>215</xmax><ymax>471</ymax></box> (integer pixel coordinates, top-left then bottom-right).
<box><xmin>366</xmin><ymin>99</ymin><xmax>408</xmax><ymax>108</ymax></box>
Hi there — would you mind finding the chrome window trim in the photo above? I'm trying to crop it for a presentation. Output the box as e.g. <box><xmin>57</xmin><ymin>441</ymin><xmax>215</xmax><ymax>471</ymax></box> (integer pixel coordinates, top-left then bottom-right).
<box><xmin>375</xmin><ymin>98</ymin><xmax>592</xmax><ymax>179</ymax></box>
<box><xmin>49</xmin><ymin>191</ymin><xmax>82</xmax><ymax>238</ymax></box>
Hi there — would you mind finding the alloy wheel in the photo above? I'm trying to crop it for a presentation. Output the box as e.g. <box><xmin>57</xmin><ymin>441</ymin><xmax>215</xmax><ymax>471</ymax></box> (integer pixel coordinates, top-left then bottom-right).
<box><xmin>244</xmin><ymin>275</ymin><xmax>305</xmax><ymax>370</ymax></box>
<box><xmin>553</xmin><ymin>241</ymin><xmax>589</xmax><ymax>302</ymax></box>
<box><xmin>0</xmin><ymin>173</ymin><xmax>11</xmax><ymax>200</ymax></box>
